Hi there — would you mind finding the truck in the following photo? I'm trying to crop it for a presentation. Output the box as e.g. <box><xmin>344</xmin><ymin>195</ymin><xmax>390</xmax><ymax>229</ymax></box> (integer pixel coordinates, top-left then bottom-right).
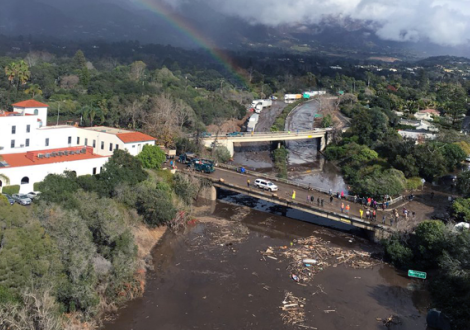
<box><xmin>251</xmin><ymin>99</ymin><xmax>273</xmax><ymax>113</ymax></box>
<box><xmin>189</xmin><ymin>158</ymin><xmax>215</xmax><ymax>173</ymax></box>
<box><xmin>284</xmin><ymin>94</ymin><xmax>303</xmax><ymax>103</ymax></box>
<box><xmin>247</xmin><ymin>113</ymin><xmax>259</xmax><ymax>132</ymax></box>
<box><xmin>302</xmin><ymin>91</ymin><xmax>326</xmax><ymax>99</ymax></box>
<box><xmin>159</xmin><ymin>145</ymin><xmax>176</xmax><ymax>159</ymax></box>
<box><xmin>178</xmin><ymin>152</ymin><xmax>198</xmax><ymax>164</ymax></box>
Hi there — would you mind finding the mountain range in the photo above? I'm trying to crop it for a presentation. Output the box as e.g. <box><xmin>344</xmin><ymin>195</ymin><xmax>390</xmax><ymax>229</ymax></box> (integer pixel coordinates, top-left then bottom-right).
<box><xmin>0</xmin><ymin>0</ymin><xmax>468</xmax><ymax>59</ymax></box>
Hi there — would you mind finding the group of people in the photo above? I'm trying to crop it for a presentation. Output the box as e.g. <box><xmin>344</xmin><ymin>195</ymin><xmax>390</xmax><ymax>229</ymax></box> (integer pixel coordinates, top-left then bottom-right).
<box><xmin>306</xmin><ymin>194</ymin><xmax>324</xmax><ymax>207</ymax></box>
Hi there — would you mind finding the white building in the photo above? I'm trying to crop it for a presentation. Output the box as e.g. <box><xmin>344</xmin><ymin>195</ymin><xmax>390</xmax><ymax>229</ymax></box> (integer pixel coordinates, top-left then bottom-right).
<box><xmin>0</xmin><ymin>100</ymin><xmax>156</xmax><ymax>193</ymax></box>
<box><xmin>414</xmin><ymin>109</ymin><xmax>440</xmax><ymax>121</ymax></box>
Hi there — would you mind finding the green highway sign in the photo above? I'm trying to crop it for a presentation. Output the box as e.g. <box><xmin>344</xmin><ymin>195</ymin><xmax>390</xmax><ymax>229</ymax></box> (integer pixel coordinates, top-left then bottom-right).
<box><xmin>408</xmin><ymin>269</ymin><xmax>427</xmax><ymax>279</ymax></box>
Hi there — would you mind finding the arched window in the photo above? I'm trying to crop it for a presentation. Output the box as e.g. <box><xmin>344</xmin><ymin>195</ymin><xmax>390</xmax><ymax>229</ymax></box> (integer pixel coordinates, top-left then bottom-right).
<box><xmin>34</xmin><ymin>109</ymin><xmax>39</xmax><ymax>115</ymax></box>
<box><xmin>21</xmin><ymin>177</ymin><xmax>29</xmax><ymax>184</ymax></box>
<box><xmin>0</xmin><ymin>180</ymin><xmax>3</xmax><ymax>187</ymax></box>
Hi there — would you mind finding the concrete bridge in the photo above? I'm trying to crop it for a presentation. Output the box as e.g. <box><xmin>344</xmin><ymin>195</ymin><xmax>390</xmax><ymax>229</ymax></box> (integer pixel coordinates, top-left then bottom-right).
<box><xmin>178</xmin><ymin>166</ymin><xmax>397</xmax><ymax>241</ymax></box>
<box><xmin>199</xmin><ymin>129</ymin><xmax>333</xmax><ymax>156</ymax></box>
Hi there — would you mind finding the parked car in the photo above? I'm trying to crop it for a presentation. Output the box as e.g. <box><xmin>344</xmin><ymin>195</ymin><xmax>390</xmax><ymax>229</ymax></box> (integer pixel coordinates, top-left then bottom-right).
<box><xmin>26</xmin><ymin>191</ymin><xmax>41</xmax><ymax>200</ymax></box>
<box><xmin>2</xmin><ymin>193</ymin><xmax>15</xmax><ymax>205</ymax></box>
<box><xmin>200</xmin><ymin>132</ymin><xmax>212</xmax><ymax>138</ymax></box>
<box><xmin>254</xmin><ymin>179</ymin><xmax>278</xmax><ymax>192</ymax></box>
<box><xmin>12</xmin><ymin>193</ymin><xmax>32</xmax><ymax>206</ymax></box>
<box><xmin>226</xmin><ymin>132</ymin><xmax>244</xmax><ymax>137</ymax></box>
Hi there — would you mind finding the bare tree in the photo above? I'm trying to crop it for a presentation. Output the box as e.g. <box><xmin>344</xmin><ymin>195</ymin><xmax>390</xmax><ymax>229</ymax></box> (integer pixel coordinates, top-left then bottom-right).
<box><xmin>129</xmin><ymin>61</ymin><xmax>147</xmax><ymax>81</ymax></box>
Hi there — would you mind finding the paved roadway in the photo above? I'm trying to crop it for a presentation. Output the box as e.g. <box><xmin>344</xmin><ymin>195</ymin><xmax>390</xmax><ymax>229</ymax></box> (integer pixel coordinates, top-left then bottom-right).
<box><xmin>177</xmin><ymin>164</ymin><xmax>396</xmax><ymax>227</ymax></box>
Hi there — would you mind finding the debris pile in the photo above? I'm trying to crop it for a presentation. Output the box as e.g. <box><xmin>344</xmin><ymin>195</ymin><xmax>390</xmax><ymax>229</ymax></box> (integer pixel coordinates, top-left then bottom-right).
<box><xmin>262</xmin><ymin>236</ymin><xmax>381</xmax><ymax>284</ymax></box>
<box><xmin>280</xmin><ymin>292</ymin><xmax>308</xmax><ymax>327</ymax></box>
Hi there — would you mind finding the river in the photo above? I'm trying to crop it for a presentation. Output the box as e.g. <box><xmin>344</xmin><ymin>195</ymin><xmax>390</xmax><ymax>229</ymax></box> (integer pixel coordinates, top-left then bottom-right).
<box><xmin>103</xmin><ymin>195</ymin><xmax>429</xmax><ymax>330</ymax></box>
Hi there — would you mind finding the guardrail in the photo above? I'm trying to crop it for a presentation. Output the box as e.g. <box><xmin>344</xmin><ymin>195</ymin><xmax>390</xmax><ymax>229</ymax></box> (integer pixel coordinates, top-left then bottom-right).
<box><xmin>198</xmin><ymin>128</ymin><xmax>333</xmax><ymax>139</ymax></box>
<box><xmin>216</xmin><ymin>163</ymin><xmax>404</xmax><ymax>207</ymax></box>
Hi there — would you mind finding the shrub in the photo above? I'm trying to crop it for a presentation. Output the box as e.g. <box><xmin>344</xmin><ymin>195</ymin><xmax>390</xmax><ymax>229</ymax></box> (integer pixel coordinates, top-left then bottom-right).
<box><xmin>273</xmin><ymin>146</ymin><xmax>288</xmax><ymax>179</ymax></box>
<box><xmin>382</xmin><ymin>237</ymin><xmax>413</xmax><ymax>269</ymax></box>
<box><xmin>406</xmin><ymin>177</ymin><xmax>423</xmax><ymax>190</ymax></box>
<box><xmin>2</xmin><ymin>185</ymin><xmax>20</xmax><ymax>195</ymax></box>
<box><xmin>137</xmin><ymin>145</ymin><xmax>166</xmax><ymax>169</ymax></box>
<box><xmin>212</xmin><ymin>146</ymin><xmax>231</xmax><ymax>163</ymax></box>
<box><xmin>451</xmin><ymin>198</ymin><xmax>470</xmax><ymax>222</ymax></box>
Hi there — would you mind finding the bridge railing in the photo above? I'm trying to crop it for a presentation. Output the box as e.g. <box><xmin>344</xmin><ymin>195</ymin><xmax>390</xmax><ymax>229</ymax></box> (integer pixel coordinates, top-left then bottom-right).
<box><xmin>198</xmin><ymin>128</ymin><xmax>332</xmax><ymax>139</ymax></box>
<box><xmin>216</xmin><ymin>163</ymin><xmax>404</xmax><ymax>207</ymax></box>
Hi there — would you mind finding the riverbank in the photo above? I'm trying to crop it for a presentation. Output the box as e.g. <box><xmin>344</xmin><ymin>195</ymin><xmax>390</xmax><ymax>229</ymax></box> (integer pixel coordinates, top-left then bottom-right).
<box><xmin>103</xmin><ymin>199</ymin><xmax>429</xmax><ymax>330</ymax></box>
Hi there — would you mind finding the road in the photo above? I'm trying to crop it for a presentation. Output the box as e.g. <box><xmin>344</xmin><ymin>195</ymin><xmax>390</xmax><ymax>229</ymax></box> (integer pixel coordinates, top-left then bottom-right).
<box><xmin>255</xmin><ymin>100</ymin><xmax>287</xmax><ymax>132</ymax></box>
<box><xmin>178</xmin><ymin>163</ymin><xmax>399</xmax><ymax>228</ymax></box>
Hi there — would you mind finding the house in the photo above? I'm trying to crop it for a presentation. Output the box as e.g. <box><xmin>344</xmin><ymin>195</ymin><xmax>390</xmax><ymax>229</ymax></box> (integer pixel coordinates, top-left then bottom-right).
<box><xmin>414</xmin><ymin>109</ymin><xmax>440</xmax><ymax>121</ymax></box>
<box><xmin>398</xmin><ymin>130</ymin><xmax>437</xmax><ymax>143</ymax></box>
<box><xmin>0</xmin><ymin>100</ymin><xmax>156</xmax><ymax>193</ymax></box>
<box><xmin>399</xmin><ymin>119</ymin><xmax>439</xmax><ymax>132</ymax></box>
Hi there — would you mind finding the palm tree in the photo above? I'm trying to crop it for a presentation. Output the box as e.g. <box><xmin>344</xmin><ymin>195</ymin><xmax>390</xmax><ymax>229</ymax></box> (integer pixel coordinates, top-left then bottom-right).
<box><xmin>80</xmin><ymin>105</ymin><xmax>104</xmax><ymax>127</ymax></box>
<box><xmin>24</xmin><ymin>83</ymin><xmax>42</xmax><ymax>98</ymax></box>
<box><xmin>4</xmin><ymin>62</ymin><xmax>18</xmax><ymax>107</ymax></box>
<box><xmin>15</xmin><ymin>60</ymin><xmax>31</xmax><ymax>99</ymax></box>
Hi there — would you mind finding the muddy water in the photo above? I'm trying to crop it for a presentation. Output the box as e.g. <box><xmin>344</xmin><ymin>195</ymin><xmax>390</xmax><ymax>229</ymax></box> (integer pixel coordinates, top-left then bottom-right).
<box><xmin>104</xmin><ymin>198</ymin><xmax>429</xmax><ymax>330</ymax></box>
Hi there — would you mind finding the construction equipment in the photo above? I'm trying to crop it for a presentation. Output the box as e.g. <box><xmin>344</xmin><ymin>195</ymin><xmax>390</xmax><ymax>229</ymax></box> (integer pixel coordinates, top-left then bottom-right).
<box><xmin>189</xmin><ymin>158</ymin><xmax>215</xmax><ymax>173</ymax></box>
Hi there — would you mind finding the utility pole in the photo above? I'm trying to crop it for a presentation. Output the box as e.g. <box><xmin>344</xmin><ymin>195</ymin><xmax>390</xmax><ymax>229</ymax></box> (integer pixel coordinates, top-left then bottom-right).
<box><xmin>56</xmin><ymin>102</ymin><xmax>60</xmax><ymax>126</ymax></box>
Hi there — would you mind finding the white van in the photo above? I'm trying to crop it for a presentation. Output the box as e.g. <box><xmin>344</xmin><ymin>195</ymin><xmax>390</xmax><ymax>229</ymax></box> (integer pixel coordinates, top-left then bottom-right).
<box><xmin>254</xmin><ymin>179</ymin><xmax>278</xmax><ymax>192</ymax></box>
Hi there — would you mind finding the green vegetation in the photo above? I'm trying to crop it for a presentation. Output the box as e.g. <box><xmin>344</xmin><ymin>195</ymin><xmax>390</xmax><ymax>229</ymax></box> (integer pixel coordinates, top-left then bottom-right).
<box><xmin>1</xmin><ymin>185</ymin><xmax>20</xmax><ymax>195</ymax></box>
<box><xmin>0</xmin><ymin>150</ymin><xmax>200</xmax><ymax>328</ymax></box>
<box><xmin>212</xmin><ymin>146</ymin><xmax>231</xmax><ymax>163</ymax></box>
<box><xmin>137</xmin><ymin>145</ymin><xmax>167</xmax><ymax>169</ymax></box>
<box><xmin>273</xmin><ymin>146</ymin><xmax>289</xmax><ymax>179</ymax></box>
<box><xmin>383</xmin><ymin>221</ymin><xmax>470</xmax><ymax>328</ymax></box>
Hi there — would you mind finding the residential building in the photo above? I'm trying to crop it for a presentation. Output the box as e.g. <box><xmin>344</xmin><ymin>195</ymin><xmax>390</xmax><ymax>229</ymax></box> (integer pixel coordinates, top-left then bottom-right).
<box><xmin>414</xmin><ymin>109</ymin><xmax>440</xmax><ymax>121</ymax></box>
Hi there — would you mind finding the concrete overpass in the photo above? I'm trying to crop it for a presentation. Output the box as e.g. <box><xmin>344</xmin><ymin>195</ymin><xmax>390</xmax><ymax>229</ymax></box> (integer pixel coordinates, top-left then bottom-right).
<box><xmin>178</xmin><ymin>166</ymin><xmax>398</xmax><ymax>241</ymax></box>
<box><xmin>199</xmin><ymin>129</ymin><xmax>333</xmax><ymax>156</ymax></box>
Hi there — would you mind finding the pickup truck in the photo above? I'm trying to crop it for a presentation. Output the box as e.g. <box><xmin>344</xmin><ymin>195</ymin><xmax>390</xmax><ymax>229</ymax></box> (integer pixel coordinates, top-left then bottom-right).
<box><xmin>226</xmin><ymin>132</ymin><xmax>244</xmax><ymax>137</ymax></box>
<box><xmin>12</xmin><ymin>193</ymin><xmax>32</xmax><ymax>206</ymax></box>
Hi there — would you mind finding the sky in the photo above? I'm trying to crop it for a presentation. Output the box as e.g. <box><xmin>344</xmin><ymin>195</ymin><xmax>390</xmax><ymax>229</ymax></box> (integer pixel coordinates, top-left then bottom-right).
<box><xmin>162</xmin><ymin>0</ymin><xmax>470</xmax><ymax>46</ymax></box>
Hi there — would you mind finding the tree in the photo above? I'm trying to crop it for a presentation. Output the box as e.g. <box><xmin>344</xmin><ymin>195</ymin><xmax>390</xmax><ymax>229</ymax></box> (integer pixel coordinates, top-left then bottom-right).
<box><xmin>437</xmin><ymin>84</ymin><xmax>467</xmax><ymax>127</ymax></box>
<box><xmin>135</xmin><ymin>185</ymin><xmax>175</xmax><ymax>227</ymax></box>
<box><xmin>72</xmin><ymin>50</ymin><xmax>87</xmax><ymax>69</ymax></box>
<box><xmin>98</xmin><ymin>150</ymin><xmax>148</xmax><ymax>197</ymax></box>
<box><xmin>137</xmin><ymin>145</ymin><xmax>167</xmax><ymax>169</ymax></box>
<box><xmin>212</xmin><ymin>146</ymin><xmax>231</xmax><ymax>163</ymax></box>
<box><xmin>24</xmin><ymin>83</ymin><xmax>42</xmax><ymax>98</ymax></box>
<box><xmin>36</xmin><ymin>171</ymin><xmax>80</xmax><ymax>204</ymax></box>
<box><xmin>129</xmin><ymin>61</ymin><xmax>147</xmax><ymax>81</ymax></box>
<box><xmin>14</xmin><ymin>60</ymin><xmax>31</xmax><ymax>99</ymax></box>
<box><xmin>451</xmin><ymin>198</ymin><xmax>470</xmax><ymax>222</ymax></box>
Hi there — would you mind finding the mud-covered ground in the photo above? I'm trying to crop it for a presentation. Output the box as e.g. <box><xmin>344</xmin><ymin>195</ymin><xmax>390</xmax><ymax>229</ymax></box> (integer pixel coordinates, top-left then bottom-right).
<box><xmin>104</xmin><ymin>200</ymin><xmax>429</xmax><ymax>330</ymax></box>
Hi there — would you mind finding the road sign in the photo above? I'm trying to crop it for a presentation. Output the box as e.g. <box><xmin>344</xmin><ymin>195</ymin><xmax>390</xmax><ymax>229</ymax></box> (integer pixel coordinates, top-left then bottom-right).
<box><xmin>408</xmin><ymin>269</ymin><xmax>427</xmax><ymax>279</ymax></box>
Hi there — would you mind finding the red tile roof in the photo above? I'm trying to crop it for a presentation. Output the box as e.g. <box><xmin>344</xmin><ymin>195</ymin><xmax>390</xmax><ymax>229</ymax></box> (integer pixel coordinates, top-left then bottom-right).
<box><xmin>12</xmin><ymin>100</ymin><xmax>49</xmax><ymax>108</ymax></box>
<box><xmin>0</xmin><ymin>147</ymin><xmax>107</xmax><ymax>168</ymax></box>
<box><xmin>419</xmin><ymin>109</ymin><xmax>440</xmax><ymax>115</ymax></box>
<box><xmin>116</xmin><ymin>132</ymin><xmax>156</xmax><ymax>143</ymax></box>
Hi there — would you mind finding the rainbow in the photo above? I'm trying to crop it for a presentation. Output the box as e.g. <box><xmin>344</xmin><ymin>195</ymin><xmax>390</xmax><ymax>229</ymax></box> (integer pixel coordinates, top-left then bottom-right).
<box><xmin>135</xmin><ymin>0</ymin><xmax>248</xmax><ymax>86</ymax></box>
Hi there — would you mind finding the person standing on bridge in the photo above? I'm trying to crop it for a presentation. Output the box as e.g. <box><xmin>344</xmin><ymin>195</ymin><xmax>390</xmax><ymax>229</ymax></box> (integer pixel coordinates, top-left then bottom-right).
<box><xmin>321</xmin><ymin>199</ymin><xmax>324</xmax><ymax>207</ymax></box>
<box><xmin>341</xmin><ymin>202</ymin><xmax>344</xmax><ymax>213</ymax></box>
<box><xmin>247</xmin><ymin>179</ymin><xmax>250</xmax><ymax>188</ymax></box>
<box><xmin>317</xmin><ymin>197</ymin><xmax>320</xmax><ymax>206</ymax></box>
<box><xmin>310</xmin><ymin>195</ymin><xmax>314</xmax><ymax>204</ymax></box>
<box><xmin>329</xmin><ymin>195</ymin><xmax>333</xmax><ymax>203</ymax></box>
<box><xmin>359</xmin><ymin>209</ymin><xmax>363</xmax><ymax>219</ymax></box>
<box><xmin>292</xmin><ymin>190</ymin><xmax>296</xmax><ymax>200</ymax></box>
<box><xmin>345</xmin><ymin>204</ymin><xmax>350</xmax><ymax>214</ymax></box>
<box><xmin>307</xmin><ymin>195</ymin><xmax>310</xmax><ymax>203</ymax></box>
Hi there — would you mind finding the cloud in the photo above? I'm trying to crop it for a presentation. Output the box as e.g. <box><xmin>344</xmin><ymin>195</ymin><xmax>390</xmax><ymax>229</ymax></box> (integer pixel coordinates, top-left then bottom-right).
<box><xmin>163</xmin><ymin>0</ymin><xmax>470</xmax><ymax>46</ymax></box>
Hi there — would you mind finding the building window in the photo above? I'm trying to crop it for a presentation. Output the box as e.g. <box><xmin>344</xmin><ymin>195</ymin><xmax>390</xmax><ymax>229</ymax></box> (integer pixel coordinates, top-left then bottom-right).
<box><xmin>21</xmin><ymin>177</ymin><xmax>29</xmax><ymax>184</ymax></box>
<box><xmin>68</xmin><ymin>136</ymin><xmax>72</xmax><ymax>144</ymax></box>
<box><xmin>92</xmin><ymin>167</ymin><xmax>97</xmax><ymax>175</ymax></box>
<box><xmin>25</xmin><ymin>139</ymin><xmax>29</xmax><ymax>147</ymax></box>
<box><xmin>101</xmin><ymin>141</ymin><xmax>104</xmax><ymax>150</ymax></box>
<box><xmin>85</xmin><ymin>138</ymin><xmax>88</xmax><ymax>146</ymax></box>
<box><xmin>45</xmin><ymin>138</ymin><xmax>49</xmax><ymax>146</ymax></box>
<box><xmin>11</xmin><ymin>140</ymin><xmax>15</xmax><ymax>148</ymax></box>
<box><xmin>77</xmin><ymin>137</ymin><xmax>80</xmax><ymax>145</ymax></box>
<box><xmin>132</xmin><ymin>145</ymin><xmax>135</xmax><ymax>148</ymax></box>
<box><xmin>109</xmin><ymin>143</ymin><xmax>112</xmax><ymax>151</ymax></box>
<box><xmin>26</xmin><ymin>125</ymin><xmax>30</xmax><ymax>133</ymax></box>
<box><xmin>34</xmin><ymin>109</ymin><xmax>38</xmax><ymax>115</ymax></box>
<box><xmin>93</xmin><ymin>140</ymin><xmax>96</xmax><ymax>148</ymax></box>
<box><xmin>115</xmin><ymin>144</ymin><xmax>119</xmax><ymax>150</ymax></box>
<box><xmin>11</xmin><ymin>126</ymin><xmax>16</xmax><ymax>134</ymax></box>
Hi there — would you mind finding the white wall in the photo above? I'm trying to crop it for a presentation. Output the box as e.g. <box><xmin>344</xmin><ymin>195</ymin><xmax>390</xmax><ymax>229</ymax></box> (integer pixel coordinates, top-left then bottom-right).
<box><xmin>0</xmin><ymin>157</ymin><xmax>109</xmax><ymax>194</ymax></box>
<box><xmin>76</xmin><ymin>129</ymin><xmax>124</xmax><ymax>156</ymax></box>
<box><xmin>0</xmin><ymin>115</ymin><xmax>39</xmax><ymax>154</ymax></box>
<box><xmin>13</xmin><ymin>106</ymin><xmax>48</xmax><ymax>125</ymax></box>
